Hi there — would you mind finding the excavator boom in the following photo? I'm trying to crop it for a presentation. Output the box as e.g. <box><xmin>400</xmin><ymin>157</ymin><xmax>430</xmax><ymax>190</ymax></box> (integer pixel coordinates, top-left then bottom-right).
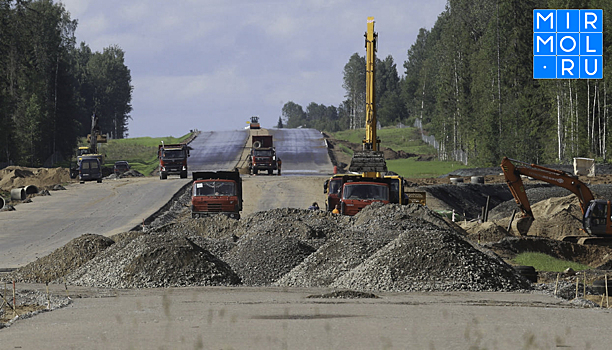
<box><xmin>348</xmin><ymin>17</ymin><xmax>387</xmax><ymax>176</ymax></box>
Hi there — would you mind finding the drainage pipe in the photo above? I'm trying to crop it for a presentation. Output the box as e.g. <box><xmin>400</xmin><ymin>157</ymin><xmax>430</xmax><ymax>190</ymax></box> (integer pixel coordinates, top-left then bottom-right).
<box><xmin>10</xmin><ymin>188</ymin><xmax>26</xmax><ymax>200</ymax></box>
<box><xmin>24</xmin><ymin>185</ymin><xmax>39</xmax><ymax>195</ymax></box>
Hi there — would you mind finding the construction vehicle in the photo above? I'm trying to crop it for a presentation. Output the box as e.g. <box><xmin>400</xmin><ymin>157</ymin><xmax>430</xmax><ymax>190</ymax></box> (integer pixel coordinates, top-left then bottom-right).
<box><xmin>248</xmin><ymin>135</ymin><xmax>278</xmax><ymax>175</ymax></box>
<box><xmin>501</xmin><ymin>156</ymin><xmax>612</xmax><ymax>244</ymax></box>
<box><xmin>158</xmin><ymin>142</ymin><xmax>189</xmax><ymax>179</ymax></box>
<box><xmin>326</xmin><ymin>17</ymin><xmax>424</xmax><ymax>215</ymax></box>
<box><xmin>249</xmin><ymin>116</ymin><xmax>261</xmax><ymax>129</ymax></box>
<box><xmin>348</xmin><ymin>17</ymin><xmax>387</xmax><ymax>177</ymax></box>
<box><xmin>191</xmin><ymin>170</ymin><xmax>242</xmax><ymax>219</ymax></box>
<box><xmin>70</xmin><ymin>114</ymin><xmax>107</xmax><ymax>179</ymax></box>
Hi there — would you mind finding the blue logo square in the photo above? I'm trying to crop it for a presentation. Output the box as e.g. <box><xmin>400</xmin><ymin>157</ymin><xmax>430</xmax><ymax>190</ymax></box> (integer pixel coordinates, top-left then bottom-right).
<box><xmin>557</xmin><ymin>56</ymin><xmax>579</xmax><ymax>78</ymax></box>
<box><xmin>534</xmin><ymin>10</ymin><xmax>556</xmax><ymax>32</ymax></box>
<box><xmin>557</xmin><ymin>33</ymin><xmax>579</xmax><ymax>55</ymax></box>
<box><xmin>581</xmin><ymin>57</ymin><xmax>603</xmax><ymax>78</ymax></box>
<box><xmin>558</xmin><ymin>10</ymin><xmax>579</xmax><ymax>32</ymax></box>
<box><xmin>580</xmin><ymin>32</ymin><xmax>603</xmax><ymax>55</ymax></box>
<box><xmin>580</xmin><ymin>10</ymin><xmax>603</xmax><ymax>32</ymax></box>
<box><xmin>534</xmin><ymin>33</ymin><xmax>555</xmax><ymax>55</ymax></box>
<box><xmin>534</xmin><ymin>56</ymin><xmax>556</xmax><ymax>79</ymax></box>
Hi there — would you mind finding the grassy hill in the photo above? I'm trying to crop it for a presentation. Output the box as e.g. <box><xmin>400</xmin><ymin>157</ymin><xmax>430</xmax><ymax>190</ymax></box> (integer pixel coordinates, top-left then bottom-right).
<box><xmin>95</xmin><ymin>133</ymin><xmax>191</xmax><ymax>176</ymax></box>
<box><xmin>330</xmin><ymin>127</ymin><xmax>469</xmax><ymax>178</ymax></box>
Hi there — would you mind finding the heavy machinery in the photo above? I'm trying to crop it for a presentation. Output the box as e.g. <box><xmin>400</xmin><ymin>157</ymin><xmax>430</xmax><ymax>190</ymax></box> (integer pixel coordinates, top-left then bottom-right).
<box><xmin>501</xmin><ymin>156</ymin><xmax>612</xmax><ymax>244</ymax></box>
<box><xmin>327</xmin><ymin>17</ymin><xmax>425</xmax><ymax>215</ymax></box>
<box><xmin>249</xmin><ymin>116</ymin><xmax>261</xmax><ymax>129</ymax></box>
<box><xmin>191</xmin><ymin>170</ymin><xmax>242</xmax><ymax>219</ymax></box>
<box><xmin>248</xmin><ymin>135</ymin><xmax>278</xmax><ymax>175</ymax></box>
<box><xmin>348</xmin><ymin>17</ymin><xmax>387</xmax><ymax>176</ymax></box>
<box><xmin>70</xmin><ymin>114</ymin><xmax>107</xmax><ymax>179</ymax></box>
<box><xmin>158</xmin><ymin>142</ymin><xmax>189</xmax><ymax>179</ymax></box>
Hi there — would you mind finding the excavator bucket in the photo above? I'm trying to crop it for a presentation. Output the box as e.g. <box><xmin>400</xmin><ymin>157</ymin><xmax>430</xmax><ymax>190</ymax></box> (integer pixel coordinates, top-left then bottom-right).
<box><xmin>511</xmin><ymin>216</ymin><xmax>534</xmax><ymax>236</ymax></box>
<box><xmin>349</xmin><ymin>151</ymin><xmax>387</xmax><ymax>173</ymax></box>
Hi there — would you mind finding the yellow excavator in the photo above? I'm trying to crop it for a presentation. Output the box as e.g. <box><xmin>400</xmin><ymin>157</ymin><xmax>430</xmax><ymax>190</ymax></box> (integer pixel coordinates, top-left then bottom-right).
<box><xmin>326</xmin><ymin>17</ymin><xmax>423</xmax><ymax>215</ymax></box>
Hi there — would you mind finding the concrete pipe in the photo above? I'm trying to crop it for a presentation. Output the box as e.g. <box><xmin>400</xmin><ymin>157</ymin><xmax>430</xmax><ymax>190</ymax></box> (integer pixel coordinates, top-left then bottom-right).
<box><xmin>24</xmin><ymin>185</ymin><xmax>39</xmax><ymax>195</ymax></box>
<box><xmin>449</xmin><ymin>177</ymin><xmax>464</xmax><ymax>185</ymax></box>
<box><xmin>470</xmin><ymin>176</ymin><xmax>485</xmax><ymax>184</ymax></box>
<box><xmin>11</xmin><ymin>188</ymin><xmax>26</xmax><ymax>200</ymax></box>
<box><xmin>0</xmin><ymin>196</ymin><xmax>4</xmax><ymax>210</ymax></box>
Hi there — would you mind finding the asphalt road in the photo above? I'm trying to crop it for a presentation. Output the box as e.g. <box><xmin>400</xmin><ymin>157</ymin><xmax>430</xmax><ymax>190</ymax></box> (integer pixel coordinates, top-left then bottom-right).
<box><xmin>188</xmin><ymin>130</ymin><xmax>248</xmax><ymax>173</ymax></box>
<box><xmin>270</xmin><ymin>128</ymin><xmax>334</xmax><ymax>175</ymax></box>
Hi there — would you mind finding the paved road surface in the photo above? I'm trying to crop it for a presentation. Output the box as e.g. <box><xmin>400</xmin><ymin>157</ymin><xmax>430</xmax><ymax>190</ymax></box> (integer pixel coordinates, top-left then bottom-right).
<box><xmin>1</xmin><ymin>285</ymin><xmax>608</xmax><ymax>349</ymax></box>
<box><xmin>0</xmin><ymin>177</ymin><xmax>189</xmax><ymax>268</ymax></box>
<box><xmin>188</xmin><ymin>130</ymin><xmax>248</xmax><ymax>173</ymax></box>
<box><xmin>270</xmin><ymin>128</ymin><xmax>333</xmax><ymax>175</ymax></box>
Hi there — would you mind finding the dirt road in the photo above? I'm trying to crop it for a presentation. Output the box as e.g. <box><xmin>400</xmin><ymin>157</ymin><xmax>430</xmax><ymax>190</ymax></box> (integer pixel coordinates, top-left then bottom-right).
<box><xmin>0</xmin><ymin>177</ymin><xmax>189</xmax><ymax>269</ymax></box>
<box><xmin>1</xmin><ymin>284</ymin><xmax>608</xmax><ymax>349</ymax></box>
<box><xmin>242</xmin><ymin>175</ymin><xmax>328</xmax><ymax>214</ymax></box>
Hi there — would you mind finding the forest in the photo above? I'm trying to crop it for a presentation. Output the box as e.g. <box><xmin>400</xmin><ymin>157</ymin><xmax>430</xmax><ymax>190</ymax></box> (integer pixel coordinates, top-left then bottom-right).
<box><xmin>0</xmin><ymin>0</ymin><xmax>132</xmax><ymax>167</ymax></box>
<box><xmin>281</xmin><ymin>0</ymin><xmax>612</xmax><ymax>167</ymax></box>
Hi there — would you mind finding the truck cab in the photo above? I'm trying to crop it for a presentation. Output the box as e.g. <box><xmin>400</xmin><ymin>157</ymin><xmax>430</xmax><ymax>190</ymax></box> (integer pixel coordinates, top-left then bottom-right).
<box><xmin>339</xmin><ymin>178</ymin><xmax>390</xmax><ymax>216</ymax></box>
<box><xmin>191</xmin><ymin>171</ymin><xmax>242</xmax><ymax>219</ymax></box>
<box><xmin>159</xmin><ymin>143</ymin><xmax>189</xmax><ymax>179</ymax></box>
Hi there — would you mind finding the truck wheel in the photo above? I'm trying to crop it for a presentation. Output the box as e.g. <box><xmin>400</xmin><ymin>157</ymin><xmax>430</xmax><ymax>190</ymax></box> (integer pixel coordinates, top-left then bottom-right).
<box><xmin>268</xmin><ymin>169</ymin><xmax>273</xmax><ymax>175</ymax></box>
<box><xmin>180</xmin><ymin>171</ymin><xmax>187</xmax><ymax>179</ymax></box>
<box><xmin>160</xmin><ymin>172</ymin><xmax>167</xmax><ymax>180</ymax></box>
<box><xmin>253</xmin><ymin>169</ymin><xmax>258</xmax><ymax>175</ymax></box>
<box><xmin>97</xmin><ymin>179</ymin><xmax>102</xmax><ymax>183</ymax></box>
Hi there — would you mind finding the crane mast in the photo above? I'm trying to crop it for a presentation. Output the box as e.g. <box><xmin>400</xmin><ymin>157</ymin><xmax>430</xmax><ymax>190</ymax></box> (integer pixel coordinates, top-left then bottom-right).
<box><xmin>348</xmin><ymin>17</ymin><xmax>387</xmax><ymax>177</ymax></box>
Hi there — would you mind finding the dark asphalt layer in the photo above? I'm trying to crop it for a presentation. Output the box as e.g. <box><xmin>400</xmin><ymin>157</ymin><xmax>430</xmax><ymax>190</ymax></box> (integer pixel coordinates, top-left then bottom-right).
<box><xmin>188</xmin><ymin>130</ymin><xmax>248</xmax><ymax>173</ymax></box>
<box><xmin>270</xmin><ymin>128</ymin><xmax>333</xmax><ymax>175</ymax></box>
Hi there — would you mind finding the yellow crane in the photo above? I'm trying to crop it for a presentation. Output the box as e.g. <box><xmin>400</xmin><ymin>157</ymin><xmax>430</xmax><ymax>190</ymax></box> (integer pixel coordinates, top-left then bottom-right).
<box><xmin>348</xmin><ymin>16</ymin><xmax>387</xmax><ymax>177</ymax></box>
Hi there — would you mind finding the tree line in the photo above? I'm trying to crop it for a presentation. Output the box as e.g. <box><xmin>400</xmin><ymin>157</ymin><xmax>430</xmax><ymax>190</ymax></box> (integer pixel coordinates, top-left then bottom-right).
<box><xmin>0</xmin><ymin>0</ymin><xmax>132</xmax><ymax>167</ymax></box>
<box><xmin>282</xmin><ymin>0</ymin><xmax>612</xmax><ymax>166</ymax></box>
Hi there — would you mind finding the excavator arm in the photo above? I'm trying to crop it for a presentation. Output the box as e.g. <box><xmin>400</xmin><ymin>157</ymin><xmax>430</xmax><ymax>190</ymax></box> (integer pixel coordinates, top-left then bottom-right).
<box><xmin>501</xmin><ymin>157</ymin><xmax>594</xmax><ymax>216</ymax></box>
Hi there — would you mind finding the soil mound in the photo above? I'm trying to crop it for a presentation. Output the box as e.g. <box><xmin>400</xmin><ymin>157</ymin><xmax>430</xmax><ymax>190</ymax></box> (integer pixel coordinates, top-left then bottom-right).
<box><xmin>0</xmin><ymin>166</ymin><xmax>71</xmax><ymax>192</ymax></box>
<box><xmin>460</xmin><ymin>221</ymin><xmax>513</xmax><ymax>243</ymax></box>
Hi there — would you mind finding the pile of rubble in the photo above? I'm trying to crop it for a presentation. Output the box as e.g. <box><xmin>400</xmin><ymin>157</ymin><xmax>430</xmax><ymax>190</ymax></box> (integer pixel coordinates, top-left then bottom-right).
<box><xmin>5</xmin><ymin>203</ymin><xmax>532</xmax><ymax>292</ymax></box>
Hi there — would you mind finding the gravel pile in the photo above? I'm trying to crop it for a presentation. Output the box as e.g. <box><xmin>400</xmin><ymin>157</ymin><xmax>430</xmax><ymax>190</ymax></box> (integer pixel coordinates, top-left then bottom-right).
<box><xmin>6</xmin><ymin>202</ymin><xmax>532</xmax><ymax>292</ymax></box>
<box><xmin>0</xmin><ymin>289</ymin><xmax>72</xmax><ymax>329</ymax></box>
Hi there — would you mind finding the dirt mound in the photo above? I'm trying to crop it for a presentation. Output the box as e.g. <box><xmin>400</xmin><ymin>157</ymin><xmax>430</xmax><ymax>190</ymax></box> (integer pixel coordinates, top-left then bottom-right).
<box><xmin>105</xmin><ymin>169</ymin><xmax>145</xmax><ymax>180</ymax></box>
<box><xmin>459</xmin><ymin>221</ymin><xmax>513</xmax><ymax>243</ymax></box>
<box><xmin>0</xmin><ymin>166</ymin><xmax>71</xmax><ymax>192</ymax></box>
<box><xmin>8</xmin><ymin>234</ymin><xmax>114</xmax><ymax>283</ymax></box>
<box><xmin>63</xmin><ymin>234</ymin><xmax>240</xmax><ymax>288</ymax></box>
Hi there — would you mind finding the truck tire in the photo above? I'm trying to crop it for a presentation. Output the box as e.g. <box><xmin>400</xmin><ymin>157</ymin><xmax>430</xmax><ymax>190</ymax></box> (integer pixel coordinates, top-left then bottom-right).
<box><xmin>160</xmin><ymin>172</ymin><xmax>167</xmax><ymax>180</ymax></box>
<box><xmin>253</xmin><ymin>169</ymin><xmax>258</xmax><ymax>175</ymax></box>
<box><xmin>97</xmin><ymin>179</ymin><xmax>102</xmax><ymax>183</ymax></box>
<box><xmin>268</xmin><ymin>169</ymin><xmax>273</xmax><ymax>175</ymax></box>
<box><xmin>180</xmin><ymin>170</ymin><xmax>187</xmax><ymax>179</ymax></box>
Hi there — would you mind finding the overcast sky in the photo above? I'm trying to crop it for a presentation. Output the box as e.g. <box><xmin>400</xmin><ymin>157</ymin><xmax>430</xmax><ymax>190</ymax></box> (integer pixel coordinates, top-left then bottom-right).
<box><xmin>59</xmin><ymin>0</ymin><xmax>447</xmax><ymax>138</ymax></box>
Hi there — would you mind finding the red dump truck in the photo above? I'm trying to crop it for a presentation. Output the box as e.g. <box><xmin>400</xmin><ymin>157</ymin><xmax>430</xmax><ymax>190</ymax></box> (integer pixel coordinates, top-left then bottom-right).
<box><xmin>249</xmin><ymin>135</ymin><xmax>278</xmax><ymax>175</ymax></box>
<box><xmin>158</xmin><ymin>143</ymin><xmax>189</xmax><ymax>179</ymax></box>
<box><xmin>191</xmin><ymin>170</ymin><xmax>242</xmax><ymax>219</ymax></box>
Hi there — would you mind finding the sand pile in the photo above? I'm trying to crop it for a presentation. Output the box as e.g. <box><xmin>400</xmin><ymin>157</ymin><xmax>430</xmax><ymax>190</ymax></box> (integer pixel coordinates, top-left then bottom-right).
<box><xmin>0</xmin><ymin>166</ymin><xmax>71</xmax><ymax>192</ymax></box>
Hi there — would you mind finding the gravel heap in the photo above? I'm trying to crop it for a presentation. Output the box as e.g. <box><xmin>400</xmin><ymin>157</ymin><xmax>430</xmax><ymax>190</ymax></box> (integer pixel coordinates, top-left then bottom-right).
<box><xmin>6</xmin><ymin>202</ymin><xmax>532</xmax><ymax>292</ymax></box>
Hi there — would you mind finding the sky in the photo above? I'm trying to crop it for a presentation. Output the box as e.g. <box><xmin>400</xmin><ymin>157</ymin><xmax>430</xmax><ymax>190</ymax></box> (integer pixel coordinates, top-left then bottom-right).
<box><xmin>59</xmin><ymin>0</ymin><xmax>448</xmax><ymax>138</ymax></box>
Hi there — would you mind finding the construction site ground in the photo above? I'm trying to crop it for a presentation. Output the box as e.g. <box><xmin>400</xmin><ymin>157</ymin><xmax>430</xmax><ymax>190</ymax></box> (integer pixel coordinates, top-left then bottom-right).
<box><xmin>4</xmin><ymin>141</ymin><xmax>612</xmax><ymax>347</ymax></box>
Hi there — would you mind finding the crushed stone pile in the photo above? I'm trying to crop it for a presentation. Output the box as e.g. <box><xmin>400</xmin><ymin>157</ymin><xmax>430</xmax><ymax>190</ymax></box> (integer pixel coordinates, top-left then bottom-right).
<box><xmin>6</xmin><ymin>203</ymin><xmax>532</xmax><ymax>292</ymax></box>
<box><xmin>8</xmin><ymin>234</ymin><xmax>114</xmax><ymax>283</ymax></box>
<box><xmin>63</xmin><ymin>234</ymin><xmax>240</xmax><ymax>288</ymax></box>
